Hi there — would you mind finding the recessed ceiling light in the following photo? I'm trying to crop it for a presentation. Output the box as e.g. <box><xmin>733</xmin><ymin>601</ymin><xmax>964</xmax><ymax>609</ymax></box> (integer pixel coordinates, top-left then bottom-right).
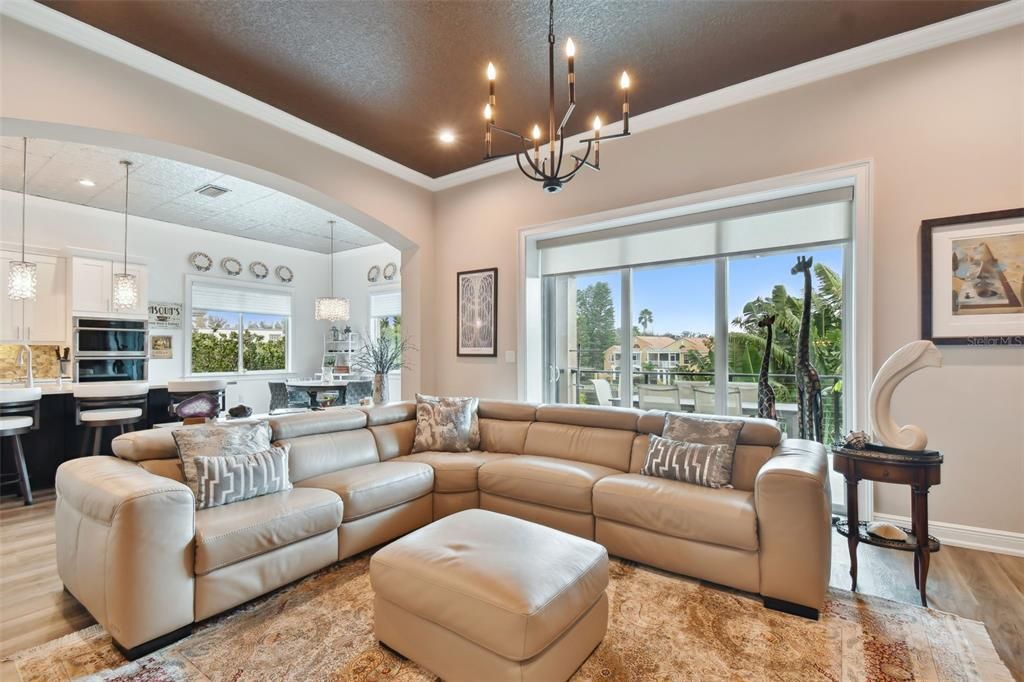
<box><xmin>439</xmin><ymin>130</ymin><xmax>456</xmax><ymax>144</ymax></box>
<box><xmin>78</xmin><ymin>178</ymin><xmax>96</xmax><ymax>187</ymax></box>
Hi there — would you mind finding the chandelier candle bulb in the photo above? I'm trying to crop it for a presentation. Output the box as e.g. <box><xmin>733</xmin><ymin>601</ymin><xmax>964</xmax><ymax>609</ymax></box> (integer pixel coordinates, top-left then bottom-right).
<box><xmin>566</xmin><ymin>38</ymin><xmax>575</xmax><ymax>104</ymax></box>
<box><xmin>532</xmin><ymin>124</ymin><xmax>542</xmax><ymax>170</ymax></box>
<box><xmin>487</xmin><ymin>62</ymin><xmax>496</xmax><ymax>116</ymax></box>
<box><xmin>620</xmin><ymin>71</ymin><xmax>630</xmax><ymax>134</ymax></box>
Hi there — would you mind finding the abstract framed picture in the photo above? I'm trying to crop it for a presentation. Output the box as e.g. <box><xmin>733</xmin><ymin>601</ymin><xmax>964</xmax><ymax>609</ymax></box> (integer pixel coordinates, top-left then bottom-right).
<box><xmin>921</xmin><ymin>208</ymin><xmax>1024</xmax><ymax>346</ymax></box>
<box><xmin>457</xmin><ymin>267</ymin><xmax>498</xmax><ymax>356</ymax></box>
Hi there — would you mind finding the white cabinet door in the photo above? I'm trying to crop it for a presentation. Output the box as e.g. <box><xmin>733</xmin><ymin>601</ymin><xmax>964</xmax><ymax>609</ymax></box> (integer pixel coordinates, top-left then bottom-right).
<box><xmin>71</xmin><ymin>257</ymin><xmax>113</xmax><ymax>314</ymax></box>
<box><xmin>1</xmin><ymin>251</ymin><xmax>27</xmax><ymax>341</ymax></box>
<box><xmin>24</xmin><ymin>255</ymin><xmax>67</xmax><ymax>343</ymax></box>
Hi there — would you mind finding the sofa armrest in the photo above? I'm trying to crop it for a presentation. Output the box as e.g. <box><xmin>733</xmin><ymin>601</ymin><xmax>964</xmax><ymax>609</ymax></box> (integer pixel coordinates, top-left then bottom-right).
<box><xmin>754</xmin><ymin>439</ymin><xmax>832</xmax><ymax>614</ymax></box>
<box><xmin>56</xmin><ymin>456</ymin><xmax>196</xmax><ymax>651</ymax></box>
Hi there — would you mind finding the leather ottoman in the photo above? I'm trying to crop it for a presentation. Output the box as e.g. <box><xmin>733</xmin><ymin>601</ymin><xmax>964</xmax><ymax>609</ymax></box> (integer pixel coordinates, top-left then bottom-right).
<box><xmin>370</xmin><ymin>508</ymin><xmax>609</xmax><ymax>682</ymax></box>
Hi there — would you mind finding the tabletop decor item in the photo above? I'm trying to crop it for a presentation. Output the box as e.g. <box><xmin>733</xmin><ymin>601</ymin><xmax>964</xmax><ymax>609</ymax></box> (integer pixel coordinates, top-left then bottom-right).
<box><xmin>354</xmin><ymin>332</ymin><xmax>414</xmax><ymax>404</ymax></box>
<box><xmin>367</xmin><ymin>265</ymin><xmax>381</xmax><ymax>283</ymax></box>
<box><xmin>844</xmin><ymin>430</ymin><xmax>869</xmax><ymax>449</ymax></box>
<box><xmin>221</xmin><ymin>257</ymin><xmax>242</xmax><ymax>276</ymax></box>
<box><xmin>457</xmin><ymin>267</ymin><xmax>497</xmax><ymax>357</ymax></box>
<box><xmin>921</xmin><ymin>208</ymin><xmax>1024</xmax><ymax>345</ymax></box>
<box><xmin>383</xmin><ymin>262</ymin><xmax>398</xmax><ymax>281</ymax></box>
<box><xmin>189</xmin><ymin>251</ymin><xmax>213</xmax><ymax>272</ymax></box>
<box><xmin>868</xmin><ymin>340</ymin><xmax>942</xmax><ymax>450</ymax></box>
<box><xmin>175</xmin><ymin>393</ymin><xmax>220</xmax><ymax>421</ymax></box>
<box><xmin>227</xmin><ymin>404</ymin><xmax>253</xmax><ymax>419</ymax></box>
<box><xmin>275</xmin><ymin>265</ymin><xmax>293</xmax><ymax>283</ymax></box>
<box><xmin>249</xmin><ymin>261</ymin><xmax>269</xmax><ymax>279</ymax></box>
<box><xmin>791</xmin><ymin>256</ymin><xmax>822</xmax><ymax>442</ymax></box>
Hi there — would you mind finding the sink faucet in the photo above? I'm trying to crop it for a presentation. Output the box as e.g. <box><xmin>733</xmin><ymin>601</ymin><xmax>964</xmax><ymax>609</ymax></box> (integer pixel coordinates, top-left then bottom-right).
<box><xmin>16</xmin><ymin>344</ymin><xmax>33</xmax><ymax>388</ymax></box>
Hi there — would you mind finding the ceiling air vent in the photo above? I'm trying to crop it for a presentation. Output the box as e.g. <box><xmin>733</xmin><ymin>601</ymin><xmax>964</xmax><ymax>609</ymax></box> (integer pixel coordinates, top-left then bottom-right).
<box><xmin>195</xmin><ymin>184</ymin><xmax>231</xmax><ymax>198</ymax></box>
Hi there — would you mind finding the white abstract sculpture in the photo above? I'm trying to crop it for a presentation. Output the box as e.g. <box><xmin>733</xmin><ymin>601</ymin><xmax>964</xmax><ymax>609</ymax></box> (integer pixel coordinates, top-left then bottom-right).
<box><xmin>868</xmin><ymin>340</ymin><xmax>943</xmax><ymax>450</ymax></box>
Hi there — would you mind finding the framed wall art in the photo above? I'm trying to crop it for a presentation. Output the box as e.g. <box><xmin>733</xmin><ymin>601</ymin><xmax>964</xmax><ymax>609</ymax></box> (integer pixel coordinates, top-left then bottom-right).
<box><xmin>457</xmin><ymin>267</ymin><xmax>498</xmax><ymax>357</ymax></box>
<box><xmin>921</xmin><ymin>208</ymin><xmax>1024</xmax><ymax>346</ymax></box>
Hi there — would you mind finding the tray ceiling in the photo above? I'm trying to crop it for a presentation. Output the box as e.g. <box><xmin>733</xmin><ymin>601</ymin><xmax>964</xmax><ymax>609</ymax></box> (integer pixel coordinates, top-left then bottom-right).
<box><xmin>40</xmin><ymin>0</ymin><xmax>1000</xmax><ymax>178</ymax></box>
<box><xmin>0</xmin><ymin>137</ymin><xmax>380</xmax><ymax>253</ymax></box>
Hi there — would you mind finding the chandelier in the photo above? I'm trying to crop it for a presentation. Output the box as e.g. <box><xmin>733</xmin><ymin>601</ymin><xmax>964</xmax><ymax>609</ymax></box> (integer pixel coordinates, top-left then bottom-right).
<box><xmin>482</xmin><ymin>0</ymin><xmax>631</xmax><ymax>193</ymax></box>
<box><xmin>7</xmin><ymin>137</ymin><xmax>36</xmax><ymax>301</ymax></box>
<box><xmin>315</xmin><ymin>220</ymin><xmax>351</xmax><ymax>322</ymax></box>
<box><xmin>112</xmin><ymin>160</ymin><xmax>139</xmax><ymax>310</ymax></box>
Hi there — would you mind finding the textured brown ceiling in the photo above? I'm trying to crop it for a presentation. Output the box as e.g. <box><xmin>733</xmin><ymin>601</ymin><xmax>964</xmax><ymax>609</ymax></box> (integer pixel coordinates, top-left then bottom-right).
<box><xmin>41</xmin><ymin>0</ymin><xmax>998</xmax><ymax>178</ymax></box>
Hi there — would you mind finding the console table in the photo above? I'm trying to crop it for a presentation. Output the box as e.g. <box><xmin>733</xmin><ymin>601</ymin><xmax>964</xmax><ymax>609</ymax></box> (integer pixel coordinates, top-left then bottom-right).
<box><xmin>832</xmin><ymin>445</ymin><xmax>942</xmax><ymax>607</ymax></box>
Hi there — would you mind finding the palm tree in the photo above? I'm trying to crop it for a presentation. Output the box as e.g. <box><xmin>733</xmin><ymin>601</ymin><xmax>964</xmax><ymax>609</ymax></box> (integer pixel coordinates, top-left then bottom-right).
<box><xmin>638</xmin><ymin>308</ymin><xmax>653</xmax><ymax>335</ymax></box>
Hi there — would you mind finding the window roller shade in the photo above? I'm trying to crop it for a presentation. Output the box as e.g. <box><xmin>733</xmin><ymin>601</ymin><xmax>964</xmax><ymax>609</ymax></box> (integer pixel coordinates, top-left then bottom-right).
<box><xmin>191</xmin><ymin>280</ymin><xmax>291</xmax><ymax>316</ymax></box>
<box><xmin>539</xmin><ymin>187</ymin><xmax>853</xmax><ymax>276</ymax></box>
<box><xmin>370</xmin><ymin>290</ymin><xmax>402</xmax><ymax>317</ymax></box>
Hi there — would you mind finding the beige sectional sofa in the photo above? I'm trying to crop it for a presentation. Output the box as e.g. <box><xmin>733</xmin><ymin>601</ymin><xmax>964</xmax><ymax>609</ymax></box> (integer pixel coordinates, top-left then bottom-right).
<box><xmin>54</xmin><ymin>400</ymin><xmax>831</xmax><ymax>660</ymax></box>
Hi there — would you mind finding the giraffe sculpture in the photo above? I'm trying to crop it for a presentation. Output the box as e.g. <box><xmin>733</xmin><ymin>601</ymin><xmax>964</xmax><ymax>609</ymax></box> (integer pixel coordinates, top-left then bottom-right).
<box><xmin>791</xmin><ymin>256</ymin><xmax>823</xmax><ymax>442</ymax></box>
<box><xmin>756</xmin><ymin>314</ymin><xmax>777</xmax><ymax>420</ymax></box>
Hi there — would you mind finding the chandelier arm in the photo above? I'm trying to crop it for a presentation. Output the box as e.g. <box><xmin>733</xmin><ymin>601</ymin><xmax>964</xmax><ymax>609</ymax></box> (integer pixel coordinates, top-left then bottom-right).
<box><xmin>557</xmin><ymin>141</ymin><xmax>594</xmax><ymax>182</ymax></box>
<box><xmin>557</xmin><ymin>102</ymin><xmax>575</xmax><ymax>137</ymax></box>
<box><xmin>490</xmin><ymin>125</ymin><xmax>529</xmax><ymax>143</ymax></box>
<box><xmin>578</xmin><ymin>130</ymin><xmax>630</xmax><ymax>144</ymax></box>
<box><xmin>553</xmin><ymin>132</ymin><xmax>567</xmax><ymax>176</ymax></box>
<box><xmin>515</xmin><ymin>152</ymin><xmax>548</xmax><ymax>182</ymax></box>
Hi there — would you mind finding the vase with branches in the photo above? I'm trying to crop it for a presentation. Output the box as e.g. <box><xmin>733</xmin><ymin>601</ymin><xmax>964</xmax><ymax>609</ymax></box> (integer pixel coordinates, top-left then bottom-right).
<box><xmin>353</xmin><ymin>332</ymin><xmax>414</xmax><ymax>404</ymax></box>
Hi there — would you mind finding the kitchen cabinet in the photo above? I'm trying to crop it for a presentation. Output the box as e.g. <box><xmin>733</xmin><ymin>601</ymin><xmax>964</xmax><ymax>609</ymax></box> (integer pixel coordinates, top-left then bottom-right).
<box><xmin>0</xmin><ymin>251</ymin><xmax>67</xmax><ymax>343</ymax></box>
<box><xmin>69</xmin><ymin>256</ymin><xmax>149</xmax><ymax>317</ymax></box>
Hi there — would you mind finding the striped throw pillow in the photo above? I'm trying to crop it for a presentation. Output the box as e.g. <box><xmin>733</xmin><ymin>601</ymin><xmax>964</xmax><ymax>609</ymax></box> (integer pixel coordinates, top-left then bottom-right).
<box><xmin>641</xmin><ymin>434</ymin><xmax>733</xmax><ymax>488</ymax></box>
<box><xmin>192</xmin><ymin>445</ymin><xmax>292</xmax><ymax>509</ymax></box>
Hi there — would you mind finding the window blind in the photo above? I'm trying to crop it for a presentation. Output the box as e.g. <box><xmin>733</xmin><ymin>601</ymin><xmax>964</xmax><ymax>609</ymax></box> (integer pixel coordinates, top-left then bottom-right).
<box><xmin>370</xmin><ymin>290</ymin><xmax>402</xmax><ymax>318</ymax></box>
<box><xmin>538</xmin><ymin>187</ymin><xmax>853</xmax><ymax>276</ymax></box>
<box><xmin>191</xmin><ymin>280</ymin><xmax>292</xmax><ymax>316</ymax></box>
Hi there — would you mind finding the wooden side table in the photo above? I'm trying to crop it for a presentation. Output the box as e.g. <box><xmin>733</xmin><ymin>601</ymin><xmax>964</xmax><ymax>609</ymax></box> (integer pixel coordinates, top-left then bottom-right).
<box><xmin>832</xmin><ymin>445</ymin><xmax>942</xmax><ymax>606</ymax></box>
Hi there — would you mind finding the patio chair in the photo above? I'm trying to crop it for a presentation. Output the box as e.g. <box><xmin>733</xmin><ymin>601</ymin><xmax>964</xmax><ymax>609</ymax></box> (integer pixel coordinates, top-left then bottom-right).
<box><xmin>694</xmin><ymin>386</ymin><xmax>743</xmax><ymax>416</ymax></box>
<box><xmin>638</xmin><ymin>384</ymin><xmax>681</xmax><ymax>411</ymax></box>
<box><xmin>674</xmin><ymin>379</ymin><xmax>710</xmax><ymax>404</ymax></box>
<box><xmin>590</xmin><ymin>379</ymin><xmax>613</xmax><ymax>406</ymax></box>
<box><xmin>728</xmin><ymin>381</ymin><xmax>759</xmax><ymax>406</ymax></box>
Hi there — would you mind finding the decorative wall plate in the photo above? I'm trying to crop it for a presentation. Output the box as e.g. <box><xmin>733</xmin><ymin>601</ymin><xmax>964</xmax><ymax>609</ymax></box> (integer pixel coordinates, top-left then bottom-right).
<box><xmin>221</xmin><ymin>257</ymin><xmax>242</xmax><ymax>276</ymax></box>
<box><xmin>275</xmin><ymin>265</ymin><xmax>294</xmax><ymax>283</ymax></box>
<box><xmin>383</xmin><ymin>262</ymin><xmax>398</xmax><ymax>280</ymax></box>
<box><xmin>189</xmin><ymin>251</ymin><xmax>213</xmax><ymax>272</ymax></box>
<box><xmin>367</xmin><ymin>265</ymin><xmax>381</xmax><ymax>283</ymax></box>
<box><xmin>250</xmin><ymin>261</ymin><xmax>269</xmax><ymax>279</ymax></box>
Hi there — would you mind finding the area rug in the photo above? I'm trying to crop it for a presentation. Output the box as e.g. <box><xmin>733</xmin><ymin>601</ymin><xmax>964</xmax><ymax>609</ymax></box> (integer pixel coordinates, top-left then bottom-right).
<box><xmin>8</xmin><ymin>555</ymin><xmax>1010</xmax><ymax>681</ymax></box>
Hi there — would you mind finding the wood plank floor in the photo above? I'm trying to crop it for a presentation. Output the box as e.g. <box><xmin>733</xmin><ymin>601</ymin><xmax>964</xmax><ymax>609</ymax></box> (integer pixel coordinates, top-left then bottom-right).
<box><xmin>1</xmin><ymin>491</ymin><xmax>1022</xmax><ymax>679</ymax></box>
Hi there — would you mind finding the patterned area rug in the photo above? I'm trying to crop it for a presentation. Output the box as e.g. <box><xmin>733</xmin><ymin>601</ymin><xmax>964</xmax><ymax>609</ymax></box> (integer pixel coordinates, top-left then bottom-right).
<box><xmin>8</xmin><ymin>555</ymin><xmax>1010</xmax><ymax>681</ymax></box>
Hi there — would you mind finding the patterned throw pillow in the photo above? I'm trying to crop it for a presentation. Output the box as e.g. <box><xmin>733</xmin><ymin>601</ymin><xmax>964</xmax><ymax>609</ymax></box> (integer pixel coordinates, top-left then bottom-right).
<box><xmin>412</xmin><ymin>394</ymin><xmax>481</xmax><ymax>453</ymax></box>
<box><xmin>193</xmin><ymin>445</ymin><xmax>292</xmax><ymax>509</ymax></box>
<box><xmin>172</xmin><ymin>422</ymin><xmax>274</xmax><ymax>508</ymax></box>
<box><xmin>642</xmin><ymin>435</ymin><xmax>734</xmax><ymax>488</ymax></box>
<box><xmin>658</xmin><ymin>413</ymin><xmax>743</xmax><ymax>487</ymax></box>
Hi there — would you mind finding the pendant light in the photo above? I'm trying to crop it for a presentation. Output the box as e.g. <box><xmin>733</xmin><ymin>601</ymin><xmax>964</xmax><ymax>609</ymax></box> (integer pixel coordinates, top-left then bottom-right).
<box><xmin>314</xmin><ymin>220</ymin><xmax>350</xmax><ymax>321</ymax></box>
<box><xmin>7</xmin><ymin>137</ymin><xmax>37</xmax><ymax>301</ymax></box>
<box><xmin>112</xmin><ymin>160</ymin><xmax>139</xmax><ymax>310</ymax></box>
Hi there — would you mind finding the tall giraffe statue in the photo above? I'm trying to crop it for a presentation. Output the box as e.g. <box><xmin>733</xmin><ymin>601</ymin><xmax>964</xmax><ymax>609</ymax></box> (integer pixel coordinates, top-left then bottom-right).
<box><xmin>756</xmin><ymin>314</ymin><xmax>777</xmax><ymax>420</ymax></box>
<box><xmin>791</xmin><ymin>256</ymin><xmax>823</xmax><ymax>442</ymax></box>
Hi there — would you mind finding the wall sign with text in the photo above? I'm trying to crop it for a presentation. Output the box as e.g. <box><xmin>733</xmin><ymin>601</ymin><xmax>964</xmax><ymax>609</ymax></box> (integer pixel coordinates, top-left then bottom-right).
<box><xmin>149</xmin><ymin>301</ymin><xmax>183</xmax><ymax>330</ymax></box>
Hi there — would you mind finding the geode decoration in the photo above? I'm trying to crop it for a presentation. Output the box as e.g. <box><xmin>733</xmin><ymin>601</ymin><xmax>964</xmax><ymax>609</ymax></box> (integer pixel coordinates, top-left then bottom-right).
<box><xmin>844</xmin><ymin>430</ymin><xmax>869</xmax><ymax>449</ymax></box>
<box><xmin>175</xmin><ymin>393</ymin><xmax>220</xmax><ymax>420</ymax></box>
<box><xmin>228</xmin><ymin>404</ymin><xmax>253</xmax><ymax>419</ymax></box>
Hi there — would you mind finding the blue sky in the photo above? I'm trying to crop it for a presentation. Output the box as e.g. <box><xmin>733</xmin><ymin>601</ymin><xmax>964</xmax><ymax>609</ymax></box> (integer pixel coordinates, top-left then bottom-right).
<box><xmin>575</xmin><ymin>245</ymin><xmax>844</xmax><ymax>336</ymax></box>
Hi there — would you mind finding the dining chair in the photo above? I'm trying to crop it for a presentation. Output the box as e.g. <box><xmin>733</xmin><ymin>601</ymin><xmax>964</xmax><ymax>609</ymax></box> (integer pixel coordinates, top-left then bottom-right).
<box><xmin>590</xmin><ymin>379</ymin><xmax>613</xmax><ymax>406</ymax></box>
<box><xmin>268</xmin><ymin>382</ymin><xmax>311</xmax><ymax>413</ymax></box>
<box><xmin>638</xmin><ymin>384</ymin><xmax>681</xmax><ymax>412</ymax></box>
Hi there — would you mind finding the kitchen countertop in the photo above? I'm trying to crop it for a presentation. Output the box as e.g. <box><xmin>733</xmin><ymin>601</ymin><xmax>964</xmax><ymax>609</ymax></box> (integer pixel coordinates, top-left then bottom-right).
<box><xmin>0</xmin><ymin>381</ymin><xmax>168</xmax><ymax>395</ymax></box>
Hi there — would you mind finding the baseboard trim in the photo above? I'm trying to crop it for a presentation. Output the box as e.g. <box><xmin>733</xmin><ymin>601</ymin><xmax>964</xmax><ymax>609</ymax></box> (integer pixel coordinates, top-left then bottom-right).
<box><xmin>872</xmin><ymin>513</ymin><xmax>1024</xmax><ymax>558</ymax></box>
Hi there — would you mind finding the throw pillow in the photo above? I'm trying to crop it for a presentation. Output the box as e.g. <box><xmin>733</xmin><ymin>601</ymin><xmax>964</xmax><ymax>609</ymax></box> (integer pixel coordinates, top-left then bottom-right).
<box><xmin>173</xmin><ymin>422</ymin><xmax>273</xmax><ymax>508</ymax></box>
<box><xmin>661</xmin><ymin>413</ymin><xmax>743</xmax><ymax>487</ymax></box>
<box><xmin>412</xmin><ymin>394</ymin><xmax>481</xmax><ymax>453</ymax></box>
<box><xmin>193</xmin><ymin>445</ymin><xmax>292</xmax><ymax>509</ymax></box>
<box><xmin>641</xmin><ymin>434</ymin><xmax>733</xmax><ymax>488</ymax></box>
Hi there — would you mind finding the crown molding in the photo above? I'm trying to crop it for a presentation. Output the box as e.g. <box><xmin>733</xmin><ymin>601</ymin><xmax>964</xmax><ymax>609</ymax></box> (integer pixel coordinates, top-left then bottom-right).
<box><xmin>0</xmin><ymin>0</ymin><xmax>436</xmax><ymax>191</ymax></box>
<box><xmin>3</xmin><ymin>0</ymin><xmax>1022</xmax><ymax>193</ymax></box>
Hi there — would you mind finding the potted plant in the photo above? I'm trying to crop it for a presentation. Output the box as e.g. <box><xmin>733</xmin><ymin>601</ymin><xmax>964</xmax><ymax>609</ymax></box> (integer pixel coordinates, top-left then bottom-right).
<box><xmin>353</xmin><ymin>332</ymin><xmax>414</xmax><ymax>404</ymax></box>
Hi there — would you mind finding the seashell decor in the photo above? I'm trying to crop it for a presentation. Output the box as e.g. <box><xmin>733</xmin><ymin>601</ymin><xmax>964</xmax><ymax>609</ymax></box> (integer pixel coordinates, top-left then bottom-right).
<box><xmin>844</xmin><ymin>430</ymin><xmax>869</xmax><ymax>449</ymax></box>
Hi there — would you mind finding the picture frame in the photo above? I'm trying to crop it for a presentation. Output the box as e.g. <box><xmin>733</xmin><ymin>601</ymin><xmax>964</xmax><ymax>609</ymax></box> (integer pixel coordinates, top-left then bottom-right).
<box><xmin>151</xmin><ymin>335</ymin><xmax>173</xmax><ymax>360</ymax></box>
<box><xmin>921</xmin><ymin>208</ymin><xmax>1024</xmax><ymax>346</ymax></box>
<box><xmin>457</xmin><ymin>267</ymin><xmax>498</xmax><ymax>357</ymax></box>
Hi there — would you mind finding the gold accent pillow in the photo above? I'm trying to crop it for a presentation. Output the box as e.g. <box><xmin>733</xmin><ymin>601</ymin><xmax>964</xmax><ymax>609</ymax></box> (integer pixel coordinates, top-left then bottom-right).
<box><xmin>412</xmin><ymin>394</ymin><xmax>481</xmax><ymax>453</ymax></box>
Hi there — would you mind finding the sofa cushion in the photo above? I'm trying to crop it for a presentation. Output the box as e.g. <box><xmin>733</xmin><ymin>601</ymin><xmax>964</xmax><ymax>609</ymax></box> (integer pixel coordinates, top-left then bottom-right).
<box><xmin>478</xmin><ymin>455</ymin><xmax>619</xmax><ymax>513</ymax></box>
<box><xmin>269</xmin><ymin>408</ymin><xmax>367</xmax><ymax>440</ymax></box>
<box><xmin>285</xmin><ymin>428</ymin><xmax>380</xmax><ymax>483</ymax></box>
<box><xmin>523</xmin><ymin>422</ymin><xmax>635</xmax><ymax>471</ymax></box>
<box><xmin>393</xmin><ymin>451</ymin><xmax>515</xmax><ymax>493</ymax></box>
<box><xmin>194</xmin><ymin>487</ymin><xmax>343</xmax><ymax>575</ymax></box>
<box><xmin>479</xmin><ymin>418</ymin><xmax>531</xmax><ymax>454</ymax></box>
<box><xmin>296</xmin><ymin>461</ymin><xmax>433</xmax><ymax>521</ymax></box>
<box><xmin>369</xmin><ymin>419</ymin><xmax>416</xmax><ymax>461</ymax></box>
<box><xmin>593</xmin><ymin>473</ymin><xmax>758</xmax><ymax>551</ymax></box>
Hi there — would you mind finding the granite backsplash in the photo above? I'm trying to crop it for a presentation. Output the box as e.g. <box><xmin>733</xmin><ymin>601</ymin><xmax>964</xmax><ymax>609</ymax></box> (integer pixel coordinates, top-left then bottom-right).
<box><xmin>0</xmin><ymin>344</ymin><xmax>64</xmax><ymax>381</ymax></box>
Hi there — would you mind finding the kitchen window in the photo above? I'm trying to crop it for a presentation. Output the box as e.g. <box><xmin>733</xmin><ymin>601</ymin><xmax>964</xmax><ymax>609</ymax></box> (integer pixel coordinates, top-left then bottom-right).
<box><xmin>187</xmin><ymin>278</ymin><xmax>292</xmax><ymax>375</ymax></box>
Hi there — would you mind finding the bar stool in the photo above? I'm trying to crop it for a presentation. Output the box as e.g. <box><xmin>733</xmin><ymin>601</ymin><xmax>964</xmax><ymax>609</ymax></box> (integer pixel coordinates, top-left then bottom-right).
<box><xmin>73</xmin><ymin>382</ymin><xmax>150</xmax><ymax>456</ymax></box>
<box><xmin>167</xmin><ymin>378</ymin><xmax>227</xmax><ymax>417</ymax></box>
<box><xmin>0</xmin><ymin>387</ymin><xmax>42</xmax><ymax>505</ymax></box>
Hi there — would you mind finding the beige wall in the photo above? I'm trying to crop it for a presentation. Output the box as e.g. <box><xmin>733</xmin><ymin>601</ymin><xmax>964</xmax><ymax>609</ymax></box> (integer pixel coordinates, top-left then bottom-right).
<box><xmin>0</xmin><ymin>18</ymin><xmax>436</xmax><ymax>398</ymax></box>
<box><xmin>433</xmin><ymin>28</ymin><xmax>1024</xmax><ymax>533</ymax></box>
